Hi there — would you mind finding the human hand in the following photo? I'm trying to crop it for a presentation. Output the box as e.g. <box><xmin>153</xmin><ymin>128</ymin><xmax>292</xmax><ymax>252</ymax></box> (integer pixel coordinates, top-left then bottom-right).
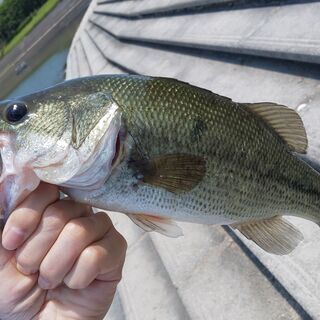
<box><xmin>0</xmin><ymin>183</ymin><xmax>127</xmax><ymax>320</ymax></box>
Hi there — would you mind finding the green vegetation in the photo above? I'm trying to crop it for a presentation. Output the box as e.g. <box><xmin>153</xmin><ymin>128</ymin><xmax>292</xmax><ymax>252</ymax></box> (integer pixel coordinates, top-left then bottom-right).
<box><xmin>0</xmin><ymin>0</ymin><xmax>60</xmax><ymax>56</ymax></box>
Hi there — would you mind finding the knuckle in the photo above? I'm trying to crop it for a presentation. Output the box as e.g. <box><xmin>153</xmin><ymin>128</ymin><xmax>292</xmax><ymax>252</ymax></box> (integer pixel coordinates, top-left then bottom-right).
<box><xmin>42</xmin><ymin>204</ymin><xmax>67</xmax><ymax>232</ymax></box>
<box><xmin>114</xmin><ymin>233</ymin><xmax>127</xmax><ymax>274</ymax></box>
<box><xmin>119</xmin><ymin>233</ymin><xmax>128</xmax><ymax>252</ymax></box>
<box><xmin>109</xmin><ymin>270</ymin><xmax>123</xmax><ymax>284</ymax></box>
<box><xmin>64</xmin><ymin>281</ymin><xmax>77</xmax><ymax>290</ymax></box>
<box><xmin>82</xmin><ymin>246</ymin><xmax>104</xmax><ymax>265</ymax></box>
<box><xmin>41</xmin><ymin>183</ymin><xmax>59</xmax><ymax>197</ymax></box>
<box><xmin>115</xmin><ymin>272</ymin><xmax>123</xmax><ymax>283</ymax></box>
<box><xmin>96</xmin><ymin>211</ymin><xmax>112</xmax><ymax>224</ymax></box>
<box><xmin>96</xmin><ymin>212</ymin><xmax>114</xmax><ymax>231</ymax></box>
<box><xmin>64</xmin><ymin>219</ymin><xmax>90</xmax><ymax>239</ymax></box>
<box><xmin>114</xmin><ymin>230</ymin><xmax>128</xmax><ymax>253</ymax></box>
<box><xmin>8</xmin><ymin>209</ymin><xmax>37</xmax><ymax>232</ymax></box>
<box><xmin>16</xmin><ymin>254</ymin><xmax>37</xmax><ymax>274</ymax></box>
<box><xmin>64</xmin><ymin>278</ymin><xmax>86</xmax><ymax>290</ymax></box>
<box><xmin>39</xmin><ymin>263</ymin><xmax>56</xmax><ymax>283</ymax></box>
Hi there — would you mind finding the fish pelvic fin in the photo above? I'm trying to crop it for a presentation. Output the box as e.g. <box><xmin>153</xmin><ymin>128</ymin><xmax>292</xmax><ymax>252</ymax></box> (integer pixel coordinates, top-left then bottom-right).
<box><xmin>127</xmin><ymin>213</ymin><xmax>183</xmax><ymax>238</ymax></box>
<box><xmin>231</xmin><ymin>216</ymin><xmax>304</xmax><ymax>255</ymax></box>
<box><xmin>244</xmin><ymin>102</ymin><xmax>307</xmax><ymax>154</ymax></box>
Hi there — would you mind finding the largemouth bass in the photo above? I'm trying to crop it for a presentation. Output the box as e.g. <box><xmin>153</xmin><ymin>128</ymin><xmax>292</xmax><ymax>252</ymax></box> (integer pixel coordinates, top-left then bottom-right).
<box><xmin>0</xmin><ymin>75</ymin><xmax>318</xmax><ymax>255</ymax></box>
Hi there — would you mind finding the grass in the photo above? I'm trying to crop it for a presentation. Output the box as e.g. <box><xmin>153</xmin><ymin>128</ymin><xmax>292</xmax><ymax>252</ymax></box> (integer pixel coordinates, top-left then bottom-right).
<box><xmin>3</xmin><ymin>0</ymin><xmax>60</xmax><ymax>55</ymax></box>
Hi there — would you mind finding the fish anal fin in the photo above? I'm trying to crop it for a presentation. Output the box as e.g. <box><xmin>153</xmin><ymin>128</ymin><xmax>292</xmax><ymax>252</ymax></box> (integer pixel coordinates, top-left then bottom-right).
<box><xmin>244</xmin><ymin>102</ymin><xmax>307</xmax><ymax>154</ymax></box>
<box><xmin>231</xmin><ymin>216</ymin><xmax>303</xmax><ymax>255</ymax></box>
<box><xmin>130</xmin><ymin>153</ymin><xmax>206</xmax><ymax>193</ymax></box>
<box><xmin>128</xmin><ymin>213</ymin><xmax>183</xmax><ymax>238</ymax></box>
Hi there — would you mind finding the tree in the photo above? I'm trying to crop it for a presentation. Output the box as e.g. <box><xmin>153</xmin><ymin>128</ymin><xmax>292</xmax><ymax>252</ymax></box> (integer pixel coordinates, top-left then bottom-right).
<box><xmin>0</xmin><ymin>0</ymin><xmax>47</xmax><ymax>43</ymax></box>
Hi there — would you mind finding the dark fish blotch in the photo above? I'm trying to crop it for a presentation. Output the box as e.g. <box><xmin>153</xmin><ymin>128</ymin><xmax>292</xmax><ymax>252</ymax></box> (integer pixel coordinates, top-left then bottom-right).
<box><xmin>191</xmin><ymin>118</ymin><xmax>207</xmax><ymax>142</ymax></box>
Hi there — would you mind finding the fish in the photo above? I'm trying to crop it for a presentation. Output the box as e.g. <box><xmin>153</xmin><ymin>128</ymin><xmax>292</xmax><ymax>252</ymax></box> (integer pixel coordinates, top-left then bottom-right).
<box><xmin>0</xmin><ymin>74</ymin><xmax>318</xmax><ymax>255</ymax></box>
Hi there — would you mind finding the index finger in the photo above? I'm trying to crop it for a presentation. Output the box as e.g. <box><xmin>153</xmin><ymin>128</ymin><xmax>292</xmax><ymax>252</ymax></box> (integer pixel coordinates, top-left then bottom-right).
<box><xmin>0</xmin><ymin>230</ymin><xmax>14</xmax><ymax>270</ymax></box>
<box><xmin>2</xmin><ymin>183</ymin><xmax>59</xmax><ymax>250</ymax></box>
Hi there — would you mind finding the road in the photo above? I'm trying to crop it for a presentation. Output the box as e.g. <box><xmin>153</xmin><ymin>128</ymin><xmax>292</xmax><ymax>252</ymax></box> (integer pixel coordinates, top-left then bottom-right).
<box><xmin>0</xmin><ymin>0</ymin><xmax>90</xmax><ymax>99</ymax></box>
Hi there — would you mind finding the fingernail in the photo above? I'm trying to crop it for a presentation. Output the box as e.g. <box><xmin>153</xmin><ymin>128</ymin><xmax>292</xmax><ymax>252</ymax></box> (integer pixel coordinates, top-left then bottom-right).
<box><xmin>16</xmin><ymin>263</ymin><xmax>35</xmax><ymax>275</ymax></box>
<box><xmin>2</xmin><ymin>227</ymin><xmax>26</xmax><ymax>250</ymax></box>
<box><xmin>38</xmin><ymin>276</ymin><xmax>51</xmax><ymax>290</ymax></box>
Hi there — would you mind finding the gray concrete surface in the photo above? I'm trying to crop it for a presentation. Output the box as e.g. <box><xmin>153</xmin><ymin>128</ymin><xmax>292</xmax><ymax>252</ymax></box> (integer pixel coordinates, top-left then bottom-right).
<box><xmin>107</xmin><ymin>211</ymin><xmax>302</xmax><ymax>320</ymax></box>
<box><xmin>68</xmin><ymin>0</ymin><xmax>320</xmax><ymax>319</ymax></box>
<box><xmin>95</xmin><ymin>0</ymin><xmax>234</xmax><ymax>15</ymax></box>
<box><xmin>94</xmin><ymin>1</ymin><xmax>320</xmax><ymax>64</ymax></box>
<box><xmin>79</xmin><ymin>27</ymin><xmax>320</xmax><ymax>319</ymax></box>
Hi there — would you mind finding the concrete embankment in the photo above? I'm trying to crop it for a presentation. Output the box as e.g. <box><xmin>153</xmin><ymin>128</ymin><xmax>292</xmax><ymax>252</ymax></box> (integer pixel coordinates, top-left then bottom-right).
<box><xmin>0</xmin><ymin>0</ymin><xmax>90</xmax><ymax>99</ymax></box>
<box><xmin>67</xmin><ymin>1</ymin><xmax>320</xmax><ymax>319</ymax></box>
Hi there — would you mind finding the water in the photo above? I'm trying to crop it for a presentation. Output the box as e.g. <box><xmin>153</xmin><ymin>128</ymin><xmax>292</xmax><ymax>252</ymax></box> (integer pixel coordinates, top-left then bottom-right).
<box><xmin>3</xmin><ymin>14</ymin><xmax>82</xmax><ymax>100</ymax></box>
<box><xmin>7</xmin><ymin>48</ymin><xmax>69</xmax><ymax>99</ymax></box>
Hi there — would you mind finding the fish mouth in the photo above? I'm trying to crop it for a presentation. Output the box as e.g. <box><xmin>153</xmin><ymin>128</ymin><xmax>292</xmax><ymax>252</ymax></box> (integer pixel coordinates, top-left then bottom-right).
<box><xmin>0</xmin><ymin>125</ymin><xmax>121</xmax><ymax>219</ymax></box>
<box><xmin>111</xmin><ymin>129</ymin><xmax>126</xmax><ymax>170</ymax></box>
<box><xmin>0</xmin><ymin>133</ymin><xmax>40</xmax><ymax>220</ymax></box>
<box><xmin>111</xmin><ymin>133</ymin><xmax>121</xmax><ymax>167</ymax></box>
<box><xmin>0</xmin><ymin>126</ymin><xmax>120</xmax><ymax>220</ymax></box>
<box><xmin>0</xmin><ymin>133</ymin><xmax>16</xmax><ymax>219</ymax></box>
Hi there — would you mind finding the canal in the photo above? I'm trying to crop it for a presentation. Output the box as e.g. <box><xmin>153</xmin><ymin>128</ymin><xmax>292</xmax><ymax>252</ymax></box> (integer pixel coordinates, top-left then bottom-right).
<box><xmin>3</xmin><ymin>16</ymin><xmax>81</xmax><ymax>100</ymax></box>
<box><xmin>7</xmin><ymin>48</ymin><xmax>69</xmax><ymax>99</ymax></box>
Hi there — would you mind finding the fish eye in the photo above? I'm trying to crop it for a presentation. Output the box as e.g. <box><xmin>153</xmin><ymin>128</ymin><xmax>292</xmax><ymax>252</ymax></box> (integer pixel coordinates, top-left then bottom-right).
<box><xmin>5</xmin><ymin>102</ymin><xmax>28</xmax><ymax>123</ymax></box>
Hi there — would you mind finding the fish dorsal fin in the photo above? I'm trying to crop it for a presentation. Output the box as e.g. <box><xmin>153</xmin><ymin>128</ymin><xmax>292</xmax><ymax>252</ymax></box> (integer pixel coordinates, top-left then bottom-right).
<box><xmin>128</xmin><ymin>213</ymin><xmax>183</xmax><ymax>238</ymax></box>
<box><xmin>231</xmin><ymin>216</ymin><xmax>303</xmax><ymax>255</ymax></box>
<box><xmin>244</xmin><ymin>102</ymin><xmax>308</xmax><ymax>154</ymax></box>
<box><xmin>130</xmin><ymin>153</ymin><xmax>206</xmax><ymax>193</ymax></box>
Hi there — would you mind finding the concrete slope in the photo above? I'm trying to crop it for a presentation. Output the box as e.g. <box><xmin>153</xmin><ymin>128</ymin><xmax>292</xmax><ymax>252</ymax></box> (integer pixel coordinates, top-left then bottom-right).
<box><xmin>96</xmin><ymin>0</ymin><xmax>235</xmax><ymax>15</ymax></box>
<box><xmin>93</xmin><ymin>2</ymin><xmax>320</xmax><ymax>64</ymax></box>
<box><xmin>67</xmin><ymin>0</ymin><xmax>320</xmax><ymax>319</ymax></box>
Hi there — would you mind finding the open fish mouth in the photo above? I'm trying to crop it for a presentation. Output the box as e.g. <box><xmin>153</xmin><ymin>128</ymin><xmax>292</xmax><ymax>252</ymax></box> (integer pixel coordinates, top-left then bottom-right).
<box><xmin>0</xmin><ymin>133</ymin><xmax>40</xmax><ymax>220</ymax></box>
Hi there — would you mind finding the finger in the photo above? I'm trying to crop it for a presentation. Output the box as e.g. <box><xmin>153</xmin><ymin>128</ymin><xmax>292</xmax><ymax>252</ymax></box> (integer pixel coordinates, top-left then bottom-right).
<box><xmin>64</xmin><ymin>226</ymin><xmax>127</xmax><ymax>289</ymax></box>
<box><xmin>38</xmin><ymin>212</ymin><xmax>113</xmax><ymax>289</ymax></box>
<box><xmin>16</xmin><ymin>200</ymin><xmax>92</xmax><ymax>275</ymax></box>
<box><xmin>47</xmin><ymin>279</ymin><xmax>119</xmax><ymax>317</ymax></box>
<box><xmin>0</xmin><ymin>231</ymin><xmax>39</xmax><ymax>310</ymax></box>
<box><xmin>2</xmin><ymin>183</ymin><xmax>59</xmax><ymax>250</ymax></box>
<box><xmin>0</xmin><ymin>230</ymin><xmax>14</xmax><ymax>270</ymax></box>
<box><xmin>0</xmin><ymin>256</ymin><xmax>38</xmax><ymax>308</ymax></box>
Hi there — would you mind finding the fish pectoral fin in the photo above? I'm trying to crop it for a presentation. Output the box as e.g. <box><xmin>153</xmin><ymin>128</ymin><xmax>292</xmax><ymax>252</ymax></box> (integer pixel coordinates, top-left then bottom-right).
<box><xmin>244</xmin><ymin>102</ymin><xmax>307</xmax><ymax>154</ymax></box>
<box><xmin>127</xmin><ymin>213</ymin><xmax>183</xmax><ymax>238</ymax></box>
<box><xmin>231</xmin><ymin>216</ymin><xmax>304</xmax><ymax>255</ymax></box>
<box><xmin>130</xmin><ymin>153</ymin><xmax>206</xmax><ymax>193</ymax></box>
